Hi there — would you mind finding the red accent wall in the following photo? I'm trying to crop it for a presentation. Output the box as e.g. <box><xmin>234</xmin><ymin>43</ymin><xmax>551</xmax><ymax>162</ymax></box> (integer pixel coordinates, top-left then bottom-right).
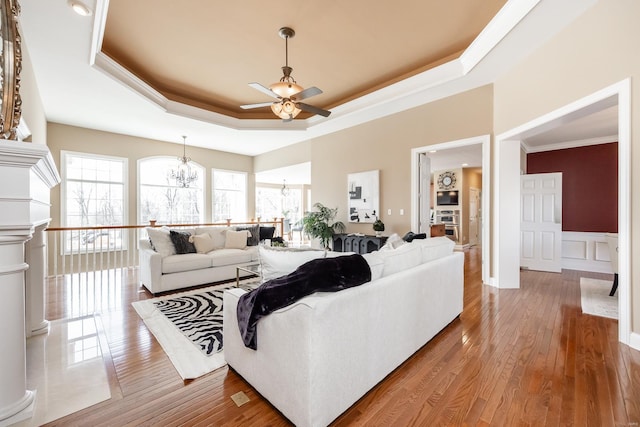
<box><xmin>527</xmin><ymin>142</ymin><xmax>618</xmax><ymax>233</ymax></box>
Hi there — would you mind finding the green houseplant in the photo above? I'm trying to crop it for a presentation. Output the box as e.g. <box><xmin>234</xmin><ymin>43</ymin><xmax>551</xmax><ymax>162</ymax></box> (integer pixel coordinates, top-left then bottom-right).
<box><xmin>373</xmin><ymin>218</ymin><xmax>385</xmax><ymax>237</ymax></box>
<box><xmin>301</xmin><ymin>203</ymin><xmax>345</xmax><ymax>249</ymax></box>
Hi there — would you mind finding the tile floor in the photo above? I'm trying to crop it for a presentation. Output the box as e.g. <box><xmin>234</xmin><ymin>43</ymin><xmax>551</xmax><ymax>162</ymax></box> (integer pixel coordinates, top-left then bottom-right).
<box><xmin>13</xmin><ymin>316</ymin><xmax>111</xmax><ymax>426</ymax></box>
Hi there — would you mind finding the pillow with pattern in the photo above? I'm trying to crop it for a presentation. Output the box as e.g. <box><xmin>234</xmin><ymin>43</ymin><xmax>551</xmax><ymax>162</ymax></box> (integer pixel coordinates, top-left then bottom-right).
<box><xmin>169</xmin><ymin>230</ymin><xmax>197</xmax><ymax>254</ymax></box>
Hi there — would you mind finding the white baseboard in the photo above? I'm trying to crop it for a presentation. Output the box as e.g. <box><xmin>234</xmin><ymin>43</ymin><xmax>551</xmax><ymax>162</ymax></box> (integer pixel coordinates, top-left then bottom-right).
<box><xmin>562</xmin><ymin>231</ymin><xmax>614</xmax><ymax>273</ymax></box>
<box><xmin>629</xmin><ymin>332</ymin><xmax>640</xmax><ymax>352</ymax></box>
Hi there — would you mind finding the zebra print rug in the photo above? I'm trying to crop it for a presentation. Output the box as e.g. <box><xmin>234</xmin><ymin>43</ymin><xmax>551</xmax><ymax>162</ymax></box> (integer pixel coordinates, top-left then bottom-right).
<box><xmin>132</xmin><ymin>283</ymin><xmax>239</xmax><ymax>379</ymax></box>
<box><xmin>154</xmin><ymin>288</ymin><xmax>228</xmax><ymax>356</ymax></box>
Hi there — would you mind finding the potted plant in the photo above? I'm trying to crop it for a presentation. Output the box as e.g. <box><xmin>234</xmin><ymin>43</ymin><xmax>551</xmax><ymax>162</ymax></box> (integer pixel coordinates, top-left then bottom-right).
<box><xmin>301</xmin><ymin>203</ymin><xmax>345</xmax><ymax>249</ymax></box>
<box><xmin>373</xmin><ymin>218</ymin><xmax>385</xmax><ymax>237</ymax></box>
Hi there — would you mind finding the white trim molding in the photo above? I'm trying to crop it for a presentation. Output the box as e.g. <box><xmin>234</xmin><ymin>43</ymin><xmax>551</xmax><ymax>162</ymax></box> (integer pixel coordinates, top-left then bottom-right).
<box><xmin>494</xmin><ymin>78</ymin><xmax>631</xmax><ymax>346</ymax></box>
<box><xmin>411</xmin><ymin>134</ymin><xmax>491</xmax><ymax>285</ymax></box>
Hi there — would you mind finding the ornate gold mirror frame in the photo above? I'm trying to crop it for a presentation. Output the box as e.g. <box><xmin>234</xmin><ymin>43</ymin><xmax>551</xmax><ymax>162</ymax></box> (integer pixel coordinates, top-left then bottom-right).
<box><xmin>0</xmin><ymin>0</ymin><xmax>21</xmax><ymax>140</ymax></box>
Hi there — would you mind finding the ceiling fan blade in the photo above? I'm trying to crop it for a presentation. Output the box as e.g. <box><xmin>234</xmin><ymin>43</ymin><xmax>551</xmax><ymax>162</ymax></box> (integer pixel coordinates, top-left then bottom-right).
<box><xmin>292</xmin><ymin>86</ymin><xmax>323</xmax><ymax>101</ymax></box>
<box><xmin>240</xmin><ymin>101</ymin><xmax>275</xmax><ymax>109</ymax></box>
<box><xmin>248</xmin><ymin>82</ymin><xmax>281</xmax><ymax>100</ymax></box>
<box><xmin>282</xmin><ymin>115</ymin><xmax>294</xmax><ymax>123</ymax></box>
<box><xmin>297</xmin><ymin>102</ymin><xmax>331</xmax><ymax>117</ymax></box>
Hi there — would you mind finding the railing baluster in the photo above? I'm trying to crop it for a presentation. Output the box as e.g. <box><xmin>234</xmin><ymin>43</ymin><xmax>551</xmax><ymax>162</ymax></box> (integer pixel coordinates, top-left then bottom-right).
<box><xmin>44</xmin><ymin>218</ymin><xmax>284</xmax><ymax>282</ymax></box>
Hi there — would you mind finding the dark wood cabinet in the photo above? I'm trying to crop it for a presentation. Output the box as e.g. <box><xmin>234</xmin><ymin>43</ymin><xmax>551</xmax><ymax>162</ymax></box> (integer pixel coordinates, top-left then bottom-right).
<box><xmin>332</xmin><ymin>234</ymin><xmax>387</xmax><ymax>254</ymax></box>
<box><xmin>430</xmin><ymin>223</ymin><xmax>446</xmax><ymax>237</ymax></box>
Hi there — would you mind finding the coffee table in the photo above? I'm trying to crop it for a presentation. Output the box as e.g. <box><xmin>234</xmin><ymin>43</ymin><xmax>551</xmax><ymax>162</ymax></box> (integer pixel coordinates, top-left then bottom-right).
<box><xmin>236</xmin><ymin>263</ymin><xmax>262</xmax><ymax>290</ymax></box>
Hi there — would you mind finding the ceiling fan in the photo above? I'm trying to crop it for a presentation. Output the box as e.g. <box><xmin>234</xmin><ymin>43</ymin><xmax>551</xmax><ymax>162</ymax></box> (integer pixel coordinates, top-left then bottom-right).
<box><xmin>240</xmin><ymin>27</ymin><xmax>331</xmax><ymax>122</ymax></box>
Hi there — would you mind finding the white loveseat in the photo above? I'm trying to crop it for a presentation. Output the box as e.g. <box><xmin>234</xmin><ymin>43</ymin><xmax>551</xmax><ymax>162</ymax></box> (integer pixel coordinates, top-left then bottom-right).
<box><xmin>139</xmin><ymin>225</ymin><xmax>262</xmax><ymax>295</ymax></box>
<box><xmin>223</xmin><ymin>236</ymin><xmax>464</xmax><ymax>427</ymax></box>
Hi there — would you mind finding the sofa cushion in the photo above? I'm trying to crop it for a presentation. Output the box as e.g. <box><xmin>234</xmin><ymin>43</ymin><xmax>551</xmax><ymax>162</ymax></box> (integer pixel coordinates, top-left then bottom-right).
<box><xmin>362</xmin><ymin>251</ymin><xmax>384</xmax><ymax>281</ymax></box>
<box><xmin>236</xmin><ymin>224</ymin><xmax>260</xmax><ymax>246</ymax></box>
<box><xmin>412</xmin><ymin>236</ymin><xmax>455</xmax><ymax>263</ymax></box>
<box><xmin>146</xmin><ymin>227</ymin><xmax>176</xmax><ymax>257</ymax></box>
<box><xmin>162</xmin><ymin>253</ymin><xmax>212</xmax><ymax>274</ymax></box>
<box><xmin>259</xmin><ymin>246</ymin><xmax>327</xmax><ymax>281</ymax></box>
<box><xmin>209</xmin><ymin>248</ymin><xmax>254</xmax><ymax>267</ymax></box>
<box><xmin>169</xmin><ymin>230</ymin><xmax>196</xmax><ymax>254</ymax></box>
<box><xmin>225</xmin><ymin>230</ymin><xmax>250</xmax><ymax>249</ymax></box>
<box><xmin>378</xmin><ymin>241</ymin><xmax>423</xmax><ymax>277</ymax></box>
<box><xmin>195</xmin><ymin>226</ymin><xmax>233</xmax><ymax>249</ymax></box>
<box><xmin>191</xmin><ymin>233</ymin><xmax>216</xmax><ymax>254</ymax></box>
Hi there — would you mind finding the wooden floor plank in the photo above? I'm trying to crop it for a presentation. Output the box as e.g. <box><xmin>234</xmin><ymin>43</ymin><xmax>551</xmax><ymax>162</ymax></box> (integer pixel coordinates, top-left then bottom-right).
<box><xmin>41</xmin><ymin>247</ymin><xmax>639</xmax><ymax>426</ymax></box>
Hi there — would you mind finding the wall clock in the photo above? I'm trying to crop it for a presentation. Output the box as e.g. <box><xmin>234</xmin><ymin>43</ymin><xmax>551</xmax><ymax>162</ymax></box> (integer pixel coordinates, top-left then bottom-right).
<box><xmin>438</xmin><ymin>171</ymin><xmax>456</xmax><ymax>190</ymax></box>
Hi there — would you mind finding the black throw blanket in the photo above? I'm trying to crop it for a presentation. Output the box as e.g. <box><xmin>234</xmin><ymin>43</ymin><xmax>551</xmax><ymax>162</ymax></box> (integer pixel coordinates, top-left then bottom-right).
<box><xmin>237</xmin><ymin>253</ymin><xmax>371</xmax><ymax>350</ymax></box>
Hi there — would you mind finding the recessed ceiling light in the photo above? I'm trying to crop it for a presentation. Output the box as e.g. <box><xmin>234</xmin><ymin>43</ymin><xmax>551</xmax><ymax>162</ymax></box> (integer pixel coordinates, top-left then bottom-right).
<box><xmin>429</xmin><ymin>150</ymin><xmax>437</xmax><ymax>153</ymax></box>
<box><xmin>462</xmin><ymin>163</ymin><xmax>469</xmax><ymax>167</ymax></box>
<box><xmin>68</xmin><ymin>0</ymin><xmax>92</xmax><ymax>16</ymax></box>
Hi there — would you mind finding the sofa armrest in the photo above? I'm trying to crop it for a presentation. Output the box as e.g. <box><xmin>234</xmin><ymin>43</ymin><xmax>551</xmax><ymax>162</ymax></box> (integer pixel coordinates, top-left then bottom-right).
<box><xmin>138</xmin><ymin>243</ymin><xmax>163</xmax><ymax>294</ymax></box>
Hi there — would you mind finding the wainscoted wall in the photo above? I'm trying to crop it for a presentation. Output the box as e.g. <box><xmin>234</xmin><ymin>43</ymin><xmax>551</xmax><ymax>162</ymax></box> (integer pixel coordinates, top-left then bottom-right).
<box><xmin>562</xmin><ymin>231</ymin><xmax>613</xmax><ymax>274</ymax></box>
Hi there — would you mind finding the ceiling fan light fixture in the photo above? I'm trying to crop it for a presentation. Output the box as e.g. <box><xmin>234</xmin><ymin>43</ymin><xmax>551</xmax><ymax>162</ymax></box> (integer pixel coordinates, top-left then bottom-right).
<box><xmin>271</xmin><ymin>101</ymin><xmax>301</xmax><ymax>120</ymax></box>
<box><xmin>269</xmin><ymin>81</ymin><xmax>303</xmax><ymax>98</ymax></box>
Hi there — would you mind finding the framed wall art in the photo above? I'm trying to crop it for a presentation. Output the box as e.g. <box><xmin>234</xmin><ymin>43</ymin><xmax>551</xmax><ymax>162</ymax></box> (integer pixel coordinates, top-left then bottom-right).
<box><xmin>348</xmin><ymin>170</ymin><xmax>379</xmax><ymax>223</ymax></box>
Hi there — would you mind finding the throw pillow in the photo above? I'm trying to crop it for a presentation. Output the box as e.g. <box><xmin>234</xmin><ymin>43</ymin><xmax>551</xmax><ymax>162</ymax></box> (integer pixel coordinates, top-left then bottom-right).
<box><xmin>236</xmin><ymin>224</ymin><xmax>260</xmax><ymax>246</ymax></box>
<box><xmin>259</xmin><ymin>226</ymin><xmax>276</xmax><ymax>241</ymax></box>
<box><xmin>225</xmin><ymin>230</ymin><xmax>251</xmax><ymax>249</ymax></box>
<box><xmin>146</xmin><ymin>227</ymin><xmax>176</xmax><ymax>257</ymax></box>
<box><xmin>380</xmin><ymin>233</ymin><xmax>405</xmax><ymax>251</ymax></box>
<box><xmin>259</xmin><ymin>245</ymin><xmax>326</xmax><ymax>281</ymax></box>
<box><xmin>190</xmin><ymin>233</ymin><xmax>216</xmax><ymax>254</ymax></box>
<box><xmin>169</xmin><ymin>230</ymin><xmax>197</xmax><ymax>254</ymax></box>
<box><xmin>402</xmin><ymin>231</ymin><xmax>427</xmax><ymax>242</ymax></box>
<box><xmin>195</xmin><ymin>226</ymin><xmax>235</xmax><ymax>249</ymax></box>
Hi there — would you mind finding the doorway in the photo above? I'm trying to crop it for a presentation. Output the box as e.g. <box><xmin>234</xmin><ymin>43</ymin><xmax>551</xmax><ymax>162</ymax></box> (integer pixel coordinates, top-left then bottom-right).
<box><xmin>494</xmin><ymin>79</ymin><xmax>631</xmax><ymax>345</ymax></box>
<box><xmin>411</xmin><ymin>134</ymin><xmax>491</xmax><ymax>284</ymax></box>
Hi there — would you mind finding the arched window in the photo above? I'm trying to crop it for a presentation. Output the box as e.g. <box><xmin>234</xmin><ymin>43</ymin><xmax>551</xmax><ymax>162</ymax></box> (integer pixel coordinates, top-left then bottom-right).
<box><xmin>138</xmin><ymin>157</ymin><xmax>204</xmax><ymax>224</ymax></box>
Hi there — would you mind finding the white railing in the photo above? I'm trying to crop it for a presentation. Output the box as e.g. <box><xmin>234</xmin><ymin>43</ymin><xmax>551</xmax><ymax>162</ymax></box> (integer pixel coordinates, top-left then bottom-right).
<box><xmin>45</xmin><ymin>218</ymin><xmax>285</xmax><ymax>277</ymax></box>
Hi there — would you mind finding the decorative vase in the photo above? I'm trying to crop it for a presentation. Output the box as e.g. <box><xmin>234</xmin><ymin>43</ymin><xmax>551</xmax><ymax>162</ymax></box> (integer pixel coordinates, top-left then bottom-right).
<box><xmin>375</xmin><ymin>231</ymin><xmax>382</xmax><ymax>237</ymax></box>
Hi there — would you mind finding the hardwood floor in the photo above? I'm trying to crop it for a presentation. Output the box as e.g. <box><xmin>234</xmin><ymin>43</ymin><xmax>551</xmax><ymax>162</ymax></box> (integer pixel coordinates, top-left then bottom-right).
<box><xmin>43</xmin><ymin>247</ymin><xmax>640</xmax><ymax>426</ymax></box>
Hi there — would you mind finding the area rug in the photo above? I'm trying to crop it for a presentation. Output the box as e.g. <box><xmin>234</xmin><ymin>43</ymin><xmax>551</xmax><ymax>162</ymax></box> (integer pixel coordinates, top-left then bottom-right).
<box><xmin>580</xmin><ymin>277</ymin><xmax>618</xmax><ymax>320</ymax></box>
<box><xmin>132</xmin><ymin>283</ymin><xmax>236</xmax><ymax>380</ymax></box>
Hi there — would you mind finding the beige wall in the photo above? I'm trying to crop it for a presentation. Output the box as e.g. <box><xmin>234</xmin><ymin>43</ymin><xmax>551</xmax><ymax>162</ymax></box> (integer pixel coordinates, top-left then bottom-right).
<box><xmin>20</xmin><ymin>43</ymin><xmax>47</xmax><ymax>144</ymax></box>
<box><xmin>253</xmin><ymin>140</ymin><xmax>311</xmax><ymax>173</ymax></box>
<box><xmin>46</xmin><ymin>123</ymin><xmax>255</xmax><ymax>228</ymax></box>
<box><xmin>309</xmin><ymin>85</ymin><xmax>493</xmax><ymax>237</ymax></box>
<box><xmin>493</xmin><ymin>0</ymin><xmax>640</xmax><ymax>331</ymax></box>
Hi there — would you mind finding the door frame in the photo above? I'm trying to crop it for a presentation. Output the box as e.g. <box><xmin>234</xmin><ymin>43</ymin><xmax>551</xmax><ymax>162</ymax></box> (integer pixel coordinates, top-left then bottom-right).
<box><xmin>411</xmin><ymin>134</ymin><xmax>491</xmax><ymax>285</ymax></box>
<box><xmin>494</xmin><ymin>79</ymin><xmax>631</xmax><ymax>346</ymax></box>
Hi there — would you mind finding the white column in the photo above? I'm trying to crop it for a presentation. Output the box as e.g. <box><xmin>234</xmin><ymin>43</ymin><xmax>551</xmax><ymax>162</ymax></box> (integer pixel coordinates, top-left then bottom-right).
<box><xmin>25</xmin><ymin>222</ymin><xmax>50</xmax><ymax>337</ymax></box>
<box><xmin>0</xmin><ymin>235</ymin><xmax>36</xmax><ymax>426</ymax></box>
<box><xmin>0</xmin><ymin>141</ymin><xmax>60</xmax><ymax>425</ymax></box>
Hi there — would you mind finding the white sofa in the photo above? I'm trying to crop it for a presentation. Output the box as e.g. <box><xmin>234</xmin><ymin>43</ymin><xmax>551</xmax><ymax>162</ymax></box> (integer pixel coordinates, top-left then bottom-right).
<box><xmin>223</xmin><ymin>237</ymin><xmax>464</xmax><ymax>427</ymax></box>
<box><xmin>139</xmin><ymin>226</ymin><xmax>261</xmax><ymax>295</ymax></box>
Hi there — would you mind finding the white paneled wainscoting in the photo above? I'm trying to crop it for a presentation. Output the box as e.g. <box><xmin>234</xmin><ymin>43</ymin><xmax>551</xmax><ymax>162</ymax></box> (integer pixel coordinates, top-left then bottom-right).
<box><xmin>561</xmin><ymin>231</ymin><xmax>614</xmax><ymax>274</ymax></box>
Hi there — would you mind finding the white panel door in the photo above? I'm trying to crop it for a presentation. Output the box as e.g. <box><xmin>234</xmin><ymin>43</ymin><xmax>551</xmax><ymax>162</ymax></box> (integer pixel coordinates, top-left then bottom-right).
<box><xmin>520</xmin><ymin>172</ymin><xmax>562</xmax><ymax>272</ymax></box>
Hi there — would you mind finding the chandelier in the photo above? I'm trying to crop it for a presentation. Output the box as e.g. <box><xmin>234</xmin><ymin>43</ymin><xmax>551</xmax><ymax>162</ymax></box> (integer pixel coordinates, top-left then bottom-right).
<box><xmin>169</xmin><ymin>135</ymin><xmax>198</xmax><ymax>188</ymax></box>
<box><xmin>281</xmin><ymin>179</ymin><xmax>290</xmax><ymax>196</ymax></box>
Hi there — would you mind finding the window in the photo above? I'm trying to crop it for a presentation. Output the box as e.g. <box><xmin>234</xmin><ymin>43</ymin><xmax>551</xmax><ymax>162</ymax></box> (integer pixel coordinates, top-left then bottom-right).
<box><xmin>212</xmin><ymin>169</ymin><xmax>247</xmax><ymax>222</ymax></box>
<box><xmin>62</xmin><ymin>151</ymin><xmax>127</xmax><ymax>252</ymax></box>
<box><xmin>139</xmin><ymin>157</ymin><xmax>204</xmax><ymax>224</ymax></box>
<box><xmin>255</xmin><ymin>185</ymin><xmax>302</xmax><ymax>225</ymax></box>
